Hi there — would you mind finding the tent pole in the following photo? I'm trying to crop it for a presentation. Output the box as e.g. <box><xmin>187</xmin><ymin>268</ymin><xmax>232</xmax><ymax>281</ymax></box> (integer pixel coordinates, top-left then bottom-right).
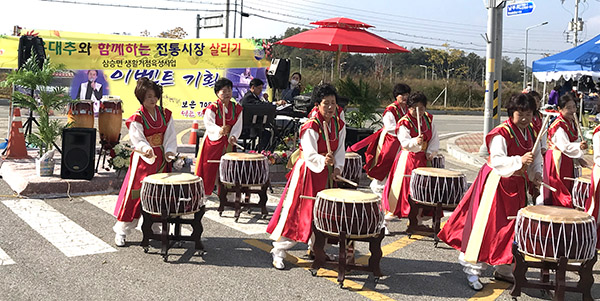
<box><xmin>335</xmin><ymin>45</ymin><xmax>342</xmax><ymax>80</ymax></box>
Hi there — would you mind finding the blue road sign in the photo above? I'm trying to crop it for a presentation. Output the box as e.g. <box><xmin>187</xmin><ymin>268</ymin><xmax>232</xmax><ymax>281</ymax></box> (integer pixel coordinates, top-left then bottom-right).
<box><xmin>507</xmin><ymin>1</ymin><xmax>535</xmax><ymax>16</ymax></box>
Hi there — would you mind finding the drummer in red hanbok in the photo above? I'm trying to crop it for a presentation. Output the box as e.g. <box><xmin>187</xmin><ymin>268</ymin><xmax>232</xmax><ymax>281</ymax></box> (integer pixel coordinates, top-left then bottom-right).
<box><xmin>543</xmin><ymin>94</ymin><xmax>588</xmax><ymax>207</ymax></box>
<box><xmin>365</xmin><ymin>83</ymin><xmax>410</xmax><ymax>196</ymax></box>
<box><xmin>381</xmin><ymin>91</ymin><xmax>439</xmax><ymax>221</ymax></box>
<box><xmin>585</xmin><ymin>123</ymin><xmax>600</xmax><ymax>248</ymax></box>
<box><xmin>113</xmin><ymin>77</ymin><xmax>177</xmax><ymax>247</ymax></box>
<box><xmin>194</xmin><ymin>78</ymin><xmax>243</xmax><ymax>195</ymax></box>
<box><xmin>267</xmin><ymin>84</ymin><xmax>346</xmax><ymax>270</ymax></box>
<box><xmin>438</xmin><ymin>94</ymin><xmax>542</xmax><ymax>291</ymax></box>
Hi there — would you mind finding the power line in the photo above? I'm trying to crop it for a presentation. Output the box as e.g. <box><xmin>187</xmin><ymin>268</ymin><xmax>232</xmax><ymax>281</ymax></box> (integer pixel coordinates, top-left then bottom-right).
<box><xmin>40</xmin><ymin>0</ymin><xmax>225</xmax><ymax>12</ymax></box>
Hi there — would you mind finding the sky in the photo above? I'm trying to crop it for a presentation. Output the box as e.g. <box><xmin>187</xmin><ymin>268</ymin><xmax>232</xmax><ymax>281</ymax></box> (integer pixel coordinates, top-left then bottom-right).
<box><xmin>1</xmin><ymin>0</ymin><xmax>599</xmax><ymax>67</ymax></box>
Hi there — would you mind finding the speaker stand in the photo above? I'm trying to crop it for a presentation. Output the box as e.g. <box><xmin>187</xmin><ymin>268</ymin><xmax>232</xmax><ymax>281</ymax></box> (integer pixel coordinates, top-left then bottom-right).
<box><xmin>95</xmin><ymin>135</ymin><xmax>121</xmax><ymax>173</ymax></box>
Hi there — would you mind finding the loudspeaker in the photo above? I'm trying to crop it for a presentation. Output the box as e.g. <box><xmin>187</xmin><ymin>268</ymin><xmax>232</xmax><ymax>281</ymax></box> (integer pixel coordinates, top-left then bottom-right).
<box><xmin>266</xmin><ymin>58</ymin><xmax>290</xmax><ymax>89</ymax></box>
<box><xmin>18</xmin><ymin>35</ymin><xmax>46</xmax><ymax>70</ymax></box>
<box><xmin>61</xmin><ymin>128</ymin><xmax>96</xmax><ymax>180</ymax></box>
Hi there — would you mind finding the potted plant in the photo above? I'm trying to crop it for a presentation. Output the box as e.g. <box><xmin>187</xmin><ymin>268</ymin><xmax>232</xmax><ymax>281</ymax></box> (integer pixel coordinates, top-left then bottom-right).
<box><xmin>1</xmin><ymin>52</ymin><xmax>73</xmax><ymax>176</ymax></box>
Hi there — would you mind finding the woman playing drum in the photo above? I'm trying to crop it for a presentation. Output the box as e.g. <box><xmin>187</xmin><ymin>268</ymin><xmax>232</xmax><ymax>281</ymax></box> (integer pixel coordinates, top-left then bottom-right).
<box><xmin>364</xmin><ymin>83</ymin><xmax>410</xmax><ymax>196</ymax></box>
<box><xmin>437</xmin><ymin>94</ymin><xmax>543</xmax><ymax>291</ymax></box>
<box><xmin>113</xmin><ymin>77</ymin><xmax>177</xmax><ymax>247</ymax></box>
<box><xmin>585</xmin><ymin>123</ymin><xmax>600</xmax><ymax>249</ymax></box>
<box><xmin>543</xmin><ymin>94</ymin><xmax>588</xmax><ymax>207</ymax></box>
<box><xmin>194</xmin><ymin>78</ymin><xmax>243</xmax><ymax>195</ymax></box>
<box><xmin>266</xmin><ymin>84</ymin><xmax>346</xmax><ymax>270</ymax></box>
<box><xmin>381</xmin><ymin>92</ymin><xmax>439</xmax><ymax>221</ymax></box>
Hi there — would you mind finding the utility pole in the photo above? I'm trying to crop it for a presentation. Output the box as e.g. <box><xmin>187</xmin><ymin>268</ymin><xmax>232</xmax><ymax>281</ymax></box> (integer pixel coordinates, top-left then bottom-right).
<box><xmin>480</xmin><ymin>0</ymin><xmax>503</xmax><ymax>155</ymax></box>
<box><xmin>572</xmin><ymin>0</ymin><xmax>582</xmax><ymax>46</ymax></box>
<box><xmin>225</xmin><ymin>0</ymin><xmax>230</xmax><ymax>38</ymax></box>
<box><xmin>445</xmin><ymin>68</ymin><xmax>454</xmax><ymax>107</ymax></box>
<box><xmin>493</xmin><ymin>5</ymin><xmax>504</xmax><ymax>126</ymax></box>
<box><xmin>239</xmin><ymin>0</ymin><xmax>244</xmax><ymax>38</ymax></box>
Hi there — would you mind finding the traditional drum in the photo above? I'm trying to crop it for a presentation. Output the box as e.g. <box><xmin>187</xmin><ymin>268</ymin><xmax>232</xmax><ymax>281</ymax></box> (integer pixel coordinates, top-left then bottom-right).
<box><xmin>67</xmin><ymin>101</ymin><xmax>94</xmax><ymax>128</ymax></box>
<box><xmin>342</xmin><ymin>152</ymin><xmax>362</xmax><ymax>184</ymax></box>
<box><xmin>140</xmin><ymin>173</ymin><xmax>205</xmax><ymax>216</ymax></box>
<box><xmin>572</xmin><ymin>176</ymin><xmax>591</xmax><ymax>211</ymax></box>
<box><xmin>313</xmin><ymin>188</ymin><xmax>383</xmax><ymax>239</ymax></box>
<box><xmin>515</xmin><ymin>205</ymin><xmax>597</xmax><ymax>261</ymax></box>
<box><xmin>430</xmin><ymin>153</ymin><xmax>445</xmax><ymax>169</ymax></box>
<box><xmin>98</xmin><ymin>96</ymin><xmax>123</xmax><ymax>144</ymax></box>
<box><xmin>409</xmin><ymin>167</ymin><xmax>467</xmax><ymax>206</ymax></box>
<box><xmin>219</xmin><ymin>152</ymin><xmax>269</xmax><ymax>186</ymax></box>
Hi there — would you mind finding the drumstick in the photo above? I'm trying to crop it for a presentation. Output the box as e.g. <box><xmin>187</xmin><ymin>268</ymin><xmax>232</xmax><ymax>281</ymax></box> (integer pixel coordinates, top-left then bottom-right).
<box><xmin>563</xmin><ymin>177</ymin><xmax>578</xmax><ymax>181</ymax></box>
<box><xmin>207</xmin><ymin>160</ymin><xmax>221</xmax><ymax>164</ymax></box>
<box><xmin>416</xmin><ymin>107</ymin><xmax>422</xmax><ymax>137</ymax></box>
<box><xmin>232</xmin><ymin>141</ymin><xmax>245</xmax><ymax>150</ymax></box>
<box><xmin>300</xmin><ymin>195</ymin><xmax>317</xmax><ymax>200</ymax></box>
<box><xmin>335</xmin><ymin>175</ymin><xmax>358</xmax><ymax>187</ymax></box>
<box><xmin>323</xmin><ymin>120</ymin><xmax>332</xmax><ymax>154</ymax></box>
<box><xmin>507</xmin><ymin>216</ymin><xmax>517</xmax><ymax>220</ymax></box>
<box><xmin>573</xmin><ymin>112</ymin><xmax>583</xmax><ymax>141</ymax></box>
<box><xmin>123</xmin><ymin>146</ymin><xmax>156</xmax><ymax>159</ymax></box>
<box><xmin>532</xmin><ymin>114</ymin><xmax>550</xmax><ymax>155</ymax></box>
<box><xmin>541</xmin><ymin>182</ymin><xmax>557</xmax><ymax>192</ymax></box>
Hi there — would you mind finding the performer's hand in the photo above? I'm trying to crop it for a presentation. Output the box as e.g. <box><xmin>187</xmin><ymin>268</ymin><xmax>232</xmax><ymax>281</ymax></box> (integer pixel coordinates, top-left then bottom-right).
<box><xmin>165</xmin><ymin>151</ymin><xmax>176</xmax><ymax>162</ymax></box>
<box><xmin>228</xmin><ymin>136</ymin><xmax>237</xmax><ymax>145</ymax></box>
<box><xmin>144</xmin><ymin>148</ymin><xmax>155</xmax><ymax>159</ymax></box>
<box><xmin>579</xmin><ymin>158</ymin><xmax>589</xmax><ymax>168</ymax></box>
<box><xmin>332</xmin><ymin>167</ymin><xmax>341</xmax><ymax>179</ymax></box>
<box><xmin>416</xmin><ymin>135</ymin><xmax>424</xmax><ymax>146</ymax></box>
<box><xmin>521</xmin><ymin>152</ymin><xmax>534</xmax><ymax>166</ymax></box>
<box><xmin>541</xmin><ymin>148</ymin><xmax>547</xmax><ymax>156</ymax></box>
<box><xmin>325</xmin><ymin>152</ymin><xmax>334</xmax><ymax>166</ymax></box>
<box><xmin>426</xmin><ymin>151</ymin><xmax>436</xmax><ymax>161</ymax></box>
<box><xmin>580</xmin><ymin>140</ymin><xmax>588</xmax><ymax>150</ymax></box>
<box><xmin>220</xmin><ymin>125</ymin><xmax>231</xmax><ymax>136</ymax></box>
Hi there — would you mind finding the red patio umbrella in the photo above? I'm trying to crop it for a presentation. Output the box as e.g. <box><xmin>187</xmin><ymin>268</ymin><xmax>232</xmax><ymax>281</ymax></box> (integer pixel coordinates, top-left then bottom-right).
<box><xmin>275</xmin><ymin>17</ymin><xmax>409</xmax><ymax>77</ymax></box>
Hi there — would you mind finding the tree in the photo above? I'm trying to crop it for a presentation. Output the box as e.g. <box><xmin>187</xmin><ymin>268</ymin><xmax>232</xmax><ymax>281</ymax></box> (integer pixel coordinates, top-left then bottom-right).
<box><xmin>157</xmin><ymin>27</ymin><xmax>188</xmax><ymax>39</ymax></box>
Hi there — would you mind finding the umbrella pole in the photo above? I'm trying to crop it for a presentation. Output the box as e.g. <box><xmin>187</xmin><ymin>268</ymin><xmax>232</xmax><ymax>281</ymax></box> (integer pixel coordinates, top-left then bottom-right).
<box><xmin>335</xmin><ymin>45</ymin><xmax>342</xmax><ymax>80</ymax></box>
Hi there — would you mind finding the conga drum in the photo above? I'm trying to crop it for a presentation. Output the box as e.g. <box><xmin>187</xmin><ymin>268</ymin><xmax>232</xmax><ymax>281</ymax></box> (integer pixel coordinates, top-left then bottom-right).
<box><xmin>67</xmin><ymin>101</ymin><xmax>94</xmax><ymax>128</ymax></box>
<box><xmin>429</xmin><ymin>153</ymin><xmax>445</xmax><ymax>169</ymax></box>
<box><xmin>572</xmin><ymin>176</ymin><xmax>591</xmax><ymax>211</ymax></box>
<box><xmin>219</xmin><ymin>152</ymin><xmax>269</xmax><ymax>186</ymax></box>
<box><xmin>515</xmin><ymin>205</ymin><xmax>597</xmax><ymax>261</ymax></box>
<box><xmin>98</xmin><ymin>96</ymin><xmax>123</xmax><ymax>144</ymax></box>
<box><xmin>341</xmin><ymin>152</ymin><xmax>362</xmax><ymax>186</ymax></box>
<box><xmin>409</xmin><ymin>167</ymin><xmax>467</xmax><ymax>207</ymax></box>
<box><xmin>140</xmin><ymin>173</ymin><xmax>205</xmax><ymax>216</ymax></box>
<box><xmin>313</xmin><ymin>188</ymin><xmax>383</xmax><ymax>239</ymax></box>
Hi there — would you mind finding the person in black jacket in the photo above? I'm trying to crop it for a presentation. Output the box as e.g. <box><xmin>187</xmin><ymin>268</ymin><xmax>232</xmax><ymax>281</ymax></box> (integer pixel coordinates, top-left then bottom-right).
<box><xmin>239</xmin><ymin>78</ymin><xmax>266</xmax><ymax>106</ymax></box>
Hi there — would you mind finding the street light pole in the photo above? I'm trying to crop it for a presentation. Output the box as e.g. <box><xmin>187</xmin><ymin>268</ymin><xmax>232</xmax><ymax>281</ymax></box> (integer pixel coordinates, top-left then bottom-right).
<box><xmin>339</xmin><ymin>62</ymin><xmax>347</xmax><ymax>78</ymax></box>
<box><xmin>524</xmin><ymin>21</ymin><xmax>548</xmax><ymax>89</ymax></box>
<box><xmin>419</xmin><ymin>65</ymin><xmax>427</xmax><ymax>80</ymax></box>
<box><xmin>295</xmin><ymin>57</ymin><xmax>302</xmax><ymax>74</ymax></box>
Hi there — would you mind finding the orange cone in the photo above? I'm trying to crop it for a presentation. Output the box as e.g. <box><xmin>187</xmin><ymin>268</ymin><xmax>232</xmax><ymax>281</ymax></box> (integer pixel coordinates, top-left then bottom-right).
<box><xmin>3</xmin><ymin>107</ymin><xmax>30</xmax><ymax>159</ymax></box>
<box><xmin>188</xmin><ymin>120</ymin><xmax>199</xmax><ymax>144</ymax></box>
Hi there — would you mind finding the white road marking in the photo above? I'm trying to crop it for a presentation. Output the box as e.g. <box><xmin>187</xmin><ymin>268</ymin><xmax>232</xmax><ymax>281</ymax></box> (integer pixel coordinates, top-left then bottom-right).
<box><xmin>0</xmin><ymin>247</ymin><xmax>15</xmax><ymax>265</ymax></box>
<box><xmin>2</xmin><ymin>199</ymin><xmax>116</xmax><ymax>257</ymax></box>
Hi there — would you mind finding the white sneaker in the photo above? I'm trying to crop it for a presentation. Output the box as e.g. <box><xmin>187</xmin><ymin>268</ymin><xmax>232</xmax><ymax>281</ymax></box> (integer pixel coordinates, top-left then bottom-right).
<box><xmin>271</xmin><ymin>251</ymin><xmax>285</xmax><ymax>270</ymax></box>
<box><xmin>384</xmin><ymin>212</ymin><xmax>396</xmax><ymax>221</ymax></box>
<box><xmin>151</xmin><ymin>223</ymin><xmax>162</xmax><ymax>235</ymax></box>
<box><xmin>468</xmin><ymin>276</ymin><xmax>483</xmax><ymax>291</ymax></box>
<box><xmin>383</xmin><ymin>225</ymin><xmax>391</xmax><ymax>235</ymax></box>
<box><xmin>114</xmin><ymin>234</ymin><xmax>126</xmax><ymax>247</ymax></box>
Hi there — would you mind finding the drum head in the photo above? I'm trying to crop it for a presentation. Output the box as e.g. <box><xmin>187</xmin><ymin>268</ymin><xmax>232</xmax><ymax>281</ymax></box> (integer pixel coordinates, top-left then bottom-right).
<box><xmin>412</xmin><ymin>167</ymin><xmax>463</xmax><ymax>178</ymax></box>
<box><xmin>345</xmin><ymin>152</ymin><xmax>361</xmax><ymax>159</ymax></box>
<box><xmin>143</xmin><ymin>172</ymin><xmax>201</xmax><ymax>184</ymax></box>
<box><xmin>577</xmin><ymin>176</ymin><xmax>592</xmax><ymax>184</ymax></box>
<box><xmin>222</xmin><ymin>152</ymin><xmax>265</xmax><ymax>160</ymax></box>
<box><xmin>317</xmin><ymin>188</ymin><xmax>378</xmax><ymax>203</ymax></box>
<box><xmin>519</xmin><ymin>205</ymin><xmax>593</xmax><ymax>223</ymax></box>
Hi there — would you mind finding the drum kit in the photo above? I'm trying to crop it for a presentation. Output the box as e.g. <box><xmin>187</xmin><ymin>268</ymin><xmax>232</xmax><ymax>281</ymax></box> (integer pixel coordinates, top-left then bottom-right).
<box><xmin>310</xmin><ymin>188</ymin><xmax>384</xmax><ymax>287</ymax></box>
<box><xmin>217</xmin><ymin>152</ymin><xmax>271</xmax><ymax>221</ymax></box>
<box><xmin>139</xmin><ymin>173</ymin><xmax>206</xmax><ymax>262</ymax></box>
<box><xmin>512</xmin><ymin>205</ymin><xmax>597</xmax><ymax>300</ymax></box>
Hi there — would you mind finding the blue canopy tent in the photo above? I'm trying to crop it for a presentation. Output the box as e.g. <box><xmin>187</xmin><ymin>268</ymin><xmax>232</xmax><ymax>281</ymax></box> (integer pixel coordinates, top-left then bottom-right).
<box><xmin>533</xmin><ymin>33</ymin><xmax>600</xmax><ymax>82</ymax></box>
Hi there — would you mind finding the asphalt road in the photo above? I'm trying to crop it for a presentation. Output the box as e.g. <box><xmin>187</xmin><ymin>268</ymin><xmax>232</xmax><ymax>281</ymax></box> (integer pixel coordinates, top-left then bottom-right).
<box><xmin>0</xmin><ymin>106</ymin><xmax>598</xmax><ymax>301</ymax></box>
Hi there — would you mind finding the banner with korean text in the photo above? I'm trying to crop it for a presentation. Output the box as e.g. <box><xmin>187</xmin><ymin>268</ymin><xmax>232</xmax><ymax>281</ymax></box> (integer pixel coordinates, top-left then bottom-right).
<box><xmin>0</xmin><ymin>29</ymin><xmax>273</xmax><ymax>120</ymax></box>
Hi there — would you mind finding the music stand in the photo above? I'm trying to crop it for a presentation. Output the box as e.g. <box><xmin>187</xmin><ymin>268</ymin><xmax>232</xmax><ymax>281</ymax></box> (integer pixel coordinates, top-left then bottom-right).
<box><xmin>239</xmin><ymin>103</ymin><xmax>276</xmax><ymax>150</ymax></box>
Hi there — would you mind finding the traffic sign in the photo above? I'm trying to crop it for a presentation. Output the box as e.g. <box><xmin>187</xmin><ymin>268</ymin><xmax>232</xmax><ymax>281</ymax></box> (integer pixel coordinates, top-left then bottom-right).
<box><xmin>507</xmin><ymin>1</ymin><xmax>535</xmax><ymax>16</ymax></box>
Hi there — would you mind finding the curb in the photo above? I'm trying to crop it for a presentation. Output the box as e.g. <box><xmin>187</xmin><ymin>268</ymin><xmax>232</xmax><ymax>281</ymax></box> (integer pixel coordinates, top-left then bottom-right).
<box><xmin>446</xmin><ymin>132</ymin><xmax>487</xmax><ymax>168</ymax></box>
